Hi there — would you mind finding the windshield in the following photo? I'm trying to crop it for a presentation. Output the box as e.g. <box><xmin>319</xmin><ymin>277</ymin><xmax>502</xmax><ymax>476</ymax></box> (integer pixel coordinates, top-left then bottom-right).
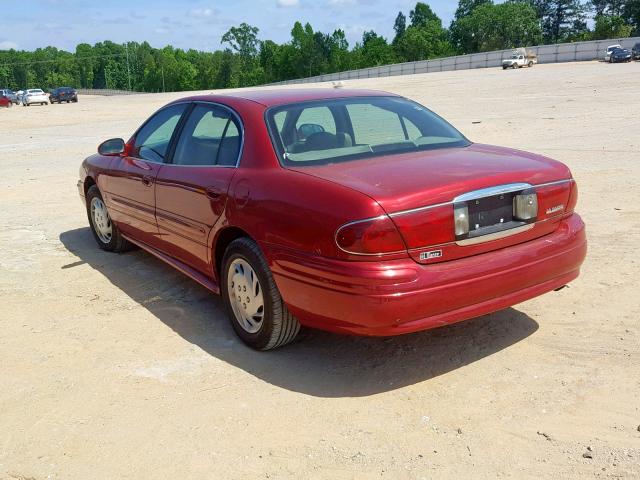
<box><xmin>266</xmin><ymin>96</ymin><xmax>469</xmax><ymax>166</ymax></box>
<box><xmin>28</xmin><ymin>89</ymin><xmax>44</xmax><ymax>94</ymax></box>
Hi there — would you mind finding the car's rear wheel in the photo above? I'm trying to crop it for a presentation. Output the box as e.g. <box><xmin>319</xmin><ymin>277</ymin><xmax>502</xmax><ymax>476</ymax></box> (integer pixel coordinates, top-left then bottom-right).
<box><xmin>221</xmin><ymin>238</ymin><xmax>300</xmax><ymax>350</ymax></box>
<box><xmin>86</xmin><ymin>185</ymin><xmax>131</xmax><ymax>252</ymax></box>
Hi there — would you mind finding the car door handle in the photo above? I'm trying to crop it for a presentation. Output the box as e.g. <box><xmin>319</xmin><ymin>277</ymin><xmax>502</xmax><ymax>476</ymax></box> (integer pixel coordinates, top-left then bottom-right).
<box><xmin>142</xmin><ymin>175</ymin><xmax>154</xmax><ymax>187</ymax></box>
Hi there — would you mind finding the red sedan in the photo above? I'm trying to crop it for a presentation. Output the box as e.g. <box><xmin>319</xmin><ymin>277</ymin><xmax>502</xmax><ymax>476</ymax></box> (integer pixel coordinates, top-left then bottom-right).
<box><xmin>0</xmin><ymin>94</ymin><xmax>12</xmax><ymax>108</ymax></box>
<box><xmin>77</xmin><ymin>89</ymin><xmax>586</xmax><ymax>350</ymax></box>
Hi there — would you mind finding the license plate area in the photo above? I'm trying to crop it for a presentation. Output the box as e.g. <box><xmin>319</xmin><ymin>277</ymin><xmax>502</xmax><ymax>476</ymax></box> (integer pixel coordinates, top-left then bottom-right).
<box><xmin>453</xmin><ymin>184</ymin><xmax>537</xmax><ymax>244</ymax></box>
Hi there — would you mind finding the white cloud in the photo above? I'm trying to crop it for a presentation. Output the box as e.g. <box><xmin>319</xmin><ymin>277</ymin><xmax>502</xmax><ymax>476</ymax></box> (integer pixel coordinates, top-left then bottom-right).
<box><xmin>0</xmin><ymin>40</ymin><xmax>19</xmax><ymax>50</ymax></box>
<box><xmin>189</xmin><ymin>8</ymin><xmax>215</xmax><ymax>18</ymax></box>
<box><xmin>277</xmin><ymin>0</ymin><xmax>299</xmax><ymax>7</ymax></box>
<box><xmin>328</xmin><ymin>0</ymin><xmax>356</xmax><ymax>4</ymax></box>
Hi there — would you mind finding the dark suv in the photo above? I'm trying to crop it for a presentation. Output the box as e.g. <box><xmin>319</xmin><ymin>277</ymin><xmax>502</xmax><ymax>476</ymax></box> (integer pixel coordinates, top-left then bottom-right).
<box><xmin>50</xmin><ymin>87</ymin><xmax>78</xmax><ymax>104</ymax></box>
<box><xmin>633</xmin><ymin>43</ymin><xmax>640</xmax><ymax>60</ymax></box>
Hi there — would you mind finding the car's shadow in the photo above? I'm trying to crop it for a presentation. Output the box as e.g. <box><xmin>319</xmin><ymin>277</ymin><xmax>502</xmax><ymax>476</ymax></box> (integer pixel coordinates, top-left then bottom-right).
<box><xmin>59</xmin><ymin>228</ymin><xmax>539</xmax><ymax>398</ymax></box>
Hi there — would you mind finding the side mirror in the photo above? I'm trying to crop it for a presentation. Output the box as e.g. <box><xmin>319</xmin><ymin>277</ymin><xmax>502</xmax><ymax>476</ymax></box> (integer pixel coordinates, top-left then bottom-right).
<box><xmin>98</xmin><ymin>138</ymin><xmax>125</xmax><ymax>156</ymax></box>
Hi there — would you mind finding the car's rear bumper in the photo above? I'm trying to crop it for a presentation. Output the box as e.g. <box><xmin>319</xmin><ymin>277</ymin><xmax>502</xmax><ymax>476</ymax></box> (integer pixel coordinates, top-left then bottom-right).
<box><xmin>268</xmin><ymin>214</ymin><xmax>586</xmax><ymax>336</ymax></box>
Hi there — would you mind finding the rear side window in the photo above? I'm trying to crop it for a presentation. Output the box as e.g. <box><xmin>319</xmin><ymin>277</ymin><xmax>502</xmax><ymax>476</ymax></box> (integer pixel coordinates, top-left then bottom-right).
<box><xmin>172</xmin><ymin>104</ymin><xmax>242</xmax><ymax>166</ymax></box>
<box><xmin>133</xmin><ymin>104</ymin><xmax>187</xmax><ymax>163</ymax></box>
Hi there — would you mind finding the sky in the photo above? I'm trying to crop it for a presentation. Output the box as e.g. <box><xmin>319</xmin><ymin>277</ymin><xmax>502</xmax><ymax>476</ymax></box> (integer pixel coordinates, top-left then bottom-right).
<box><xmin>0</xmin><ymin>0</ymin><xmax>463</xmax><ymax>52</ymax></box>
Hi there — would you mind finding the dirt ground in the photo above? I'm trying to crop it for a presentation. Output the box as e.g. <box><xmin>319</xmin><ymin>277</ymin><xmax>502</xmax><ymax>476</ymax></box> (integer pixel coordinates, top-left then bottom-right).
<box><xmin>1</xmin><ymin>61</ymin><xmax>639</xmax><ymax>479</ymax></box>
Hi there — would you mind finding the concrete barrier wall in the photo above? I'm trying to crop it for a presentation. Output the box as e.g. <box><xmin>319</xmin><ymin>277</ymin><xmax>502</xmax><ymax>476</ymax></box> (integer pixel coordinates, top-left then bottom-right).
<box><xmin>272</xmin><ymin>37</ymin><xmax>640</xmax><ymax>85</ymax></box>
<box><xmin>77</xmin><ymin>88</ymin><xmax>145</xmax><ymax>96</ymax></box>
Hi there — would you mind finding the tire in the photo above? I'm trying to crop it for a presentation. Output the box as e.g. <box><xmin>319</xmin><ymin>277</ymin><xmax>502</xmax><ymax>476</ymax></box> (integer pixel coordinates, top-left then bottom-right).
<box><xmin>528</xmin><ymin>61</ymin><xmax>533</xmax><ymax>67</ymax></box>
<box><xmin>502</xmin><ymin>66</ymin><xmax>507</xmax><ymax>70</ymax></box>
<box><xmin>221</xmin><ymin>238</ymin><xmax>301</xmax><ymax>350</ymax></box>
<box><xmin>86</xmin><ymin>185</ymin><xmax>131</xmax><ymax>252</ymax></box>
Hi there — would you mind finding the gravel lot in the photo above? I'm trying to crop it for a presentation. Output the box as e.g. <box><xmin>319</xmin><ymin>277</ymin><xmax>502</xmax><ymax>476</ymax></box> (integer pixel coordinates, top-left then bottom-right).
<box><xmin>1</xmin><ymin>61</ymin><xmax>639</xmax><ymax>479</ymax></box>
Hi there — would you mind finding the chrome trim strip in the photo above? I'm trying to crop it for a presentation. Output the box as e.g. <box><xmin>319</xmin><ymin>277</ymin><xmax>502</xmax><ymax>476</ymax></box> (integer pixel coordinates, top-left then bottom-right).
<box><xmin>453</xmin><ymin>183</ymin><xmax>532</xmax><ymax>202</ymax></box>
<box><xmin>387</xmin><ymin>179</ymin><xmax>573</xmax><ymax>218</ymax></box>
<box><xmin>336</xmin><ymin>179</ymin><xmax>574</xmax><ymax>255</ymax></box>
<box><xmin>388</xmin><ymin>201</ymin><xmax>452</xmax><ymax>217</ymax></box>
<box><xmin>534</xmin><ymin>178</ymin><xmax>574</xmax><ymax>189</ymax></box>
<box><xmin>455</xmin><ymin>224</ymin><xmax>534</xmax><ymax>246</ymax></box>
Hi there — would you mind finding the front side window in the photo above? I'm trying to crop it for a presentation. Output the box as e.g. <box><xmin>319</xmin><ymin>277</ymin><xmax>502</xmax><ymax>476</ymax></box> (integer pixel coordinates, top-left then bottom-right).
<box><xmin>267</xmin><ymin>96</ymin><xmax>469</xmax><ymax>166</ymax></box>
<box><xmin>172</xmin><ymin>104</ymin><xmax>242</xmax><ymax>166</ymax></box>
<box><xmin>133</xmin><ymin>104</ymin><xmax>187</xmax><ymax>163</ymax></box>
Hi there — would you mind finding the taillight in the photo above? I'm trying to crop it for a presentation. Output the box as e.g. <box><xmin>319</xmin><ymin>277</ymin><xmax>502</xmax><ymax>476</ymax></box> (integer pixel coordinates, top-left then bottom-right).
<box><xmin>566</xmin><ymin>181</ymin><xmax>578</xmax><ymax>214</ymax></box>
<box><xmin>536</xmin><ymin>181</ymin><xmax>573</xmax><ymax>220</ymax></box>
<box><xmin>390</xmin><ymin>204</ymin><xmax>455</xmax><ymax>249</ymax></box>
<box><xmin>335</xmin><ymin>216</ymin><xmax>406</xmax><ymax>254</ymax></box>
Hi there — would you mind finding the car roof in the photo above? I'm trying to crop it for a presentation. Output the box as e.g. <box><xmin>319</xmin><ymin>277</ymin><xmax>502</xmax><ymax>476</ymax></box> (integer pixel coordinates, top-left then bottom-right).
<box><xmin>177</xmin><ymin>88</ymin><xmax>399</xmax><ymax>108</ymax></box>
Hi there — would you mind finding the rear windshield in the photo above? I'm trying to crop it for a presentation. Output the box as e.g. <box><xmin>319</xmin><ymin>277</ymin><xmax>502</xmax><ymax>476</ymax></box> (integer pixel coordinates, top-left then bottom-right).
<box><xmin>266</xmin><ymin>96</ymin><xmax>469</xmax><ymax>166</ymax></box>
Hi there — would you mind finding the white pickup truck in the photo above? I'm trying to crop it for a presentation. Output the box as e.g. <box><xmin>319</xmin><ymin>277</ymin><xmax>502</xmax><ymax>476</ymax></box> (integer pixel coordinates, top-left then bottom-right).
<box><xmin>502</xmin><ymin>48</ymin><xmax>538</xmax><ymax>69</ymax></box>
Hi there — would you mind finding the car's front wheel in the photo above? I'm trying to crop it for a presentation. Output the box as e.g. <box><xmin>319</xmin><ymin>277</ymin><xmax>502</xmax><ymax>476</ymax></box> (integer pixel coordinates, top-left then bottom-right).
<box><xmin>86</xmin><ymin>185</ymin><xmax>131</xmax><ymax>252</ymax></box>
<box><xmin>221</xmin><ymin>238</ymin><xmax>300</xmax><ymax>350</ymax></box>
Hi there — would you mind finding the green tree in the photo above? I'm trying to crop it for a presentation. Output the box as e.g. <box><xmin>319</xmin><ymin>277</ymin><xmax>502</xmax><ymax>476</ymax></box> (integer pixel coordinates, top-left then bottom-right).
<box><xmin>450</xmin><ymin>0</ymin><xmax>494</xmax><ymax>52</ymax></box>
<box><xmin>526</xmin><ymin>0</ymin><xmax>589</xmax><ymax>43</ymax></box>
<box><xmin>453</xmin><ymin>0</ymin><xmax>493</xmax><ymax>20</ymax></box>
<box><xmin>591</xmin><ymin>0</ymin><xmax>626</xmax><ymax>16</ymax></box>
<box><xmin>622</xmin><ymin>0</ymin><xmax>640</xmax><ymax>34</ymax></box>
<box><xmin>591</xmin><ymin>14</ymin><xmax>633</xmax><ymax>38</ymax></box>
<box><xmin>454</xmin><ymin>2</ymin><xmax>542</xmax><ymax>53</ymax></box>
<box><xmin>353</xmin><ymin>31</ymin><xmax>396</xmax><ymax>67</ymax></box>
<box><xmin>409</xmin><ymin>2</ymin><xmax>440</xmax><ymax>27</ymax></box>
<box><xmin>395</xmin><ymin>23</ymin><xmax>455</xmax><ymax>61</ymax></box>
<box><xmin>395</xmin><ymin>3</ymin><xmax>454</xmax><ymax>61</ymax></box>
<box><xmin>393</xmin><ymin>12</ymin><xmax>407</xmax><ymax>44</ymax></box>
<box><xmin>222</xmin><ymin>23</ymin><xmax>261</xmax><ymax>86</ymax></box>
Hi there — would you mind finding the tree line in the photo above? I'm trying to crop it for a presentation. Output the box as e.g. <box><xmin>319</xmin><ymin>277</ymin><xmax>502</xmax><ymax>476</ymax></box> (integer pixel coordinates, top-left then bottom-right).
<box><xmin>0</xmin><ymin>0</ymin><xmax>638</xmax><ymax>92</ymax></box>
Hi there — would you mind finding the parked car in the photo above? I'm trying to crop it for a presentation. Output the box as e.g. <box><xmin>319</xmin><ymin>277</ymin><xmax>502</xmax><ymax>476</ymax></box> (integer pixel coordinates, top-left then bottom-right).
<box><xmin>0</xmin><ymin>93</ymin><xmax>12</xmax><ymax>108</ymax></box>
<box><xmin>22</xmin><ymin>88</ymin><xmax>49</xmax><ymax>106</ymax></box>
<box><xmin>502</xmin><ymin>48</ymin><xmax>537</xmax><ymax>69</ymax></box>
<box><xmin>77</xmin><ymin>89</ymin><xmax>586</xmax><ymax>350</ymax></box>
<box><xmin>633</xmin><ymin>42</ymin><xmax>640</xmax><ymax>60</ymax></box>
<box><xmin>609</xmin><ymin>47</ymin><xmax>632</xmax><ymax>63</ymax></box>
<box><xmin>0</xmin><ymin>89</ymin><xmax>19</xmax><ymax>104</ymax></box>
<box><xmin>604</xmin><ymin>44</ymin><xmax>622</xmax><ymax>62</ymax></box>
<box><xmin>50</xmin><ymin>86</ymin><xmax>78</xmax><ymax>103</ymax></box>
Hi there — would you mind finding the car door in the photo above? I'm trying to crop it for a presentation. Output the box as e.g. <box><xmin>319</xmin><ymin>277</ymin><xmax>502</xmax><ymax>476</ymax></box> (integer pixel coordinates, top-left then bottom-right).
<box><xmin>104</xmin><ymin>103</ymin><xmax>188</xmax><ymax>247</ymax></box>
<box><xmin>154</xmin><ymin>102</ymin><xmax>241</xmax><ymax>274</ymax></box>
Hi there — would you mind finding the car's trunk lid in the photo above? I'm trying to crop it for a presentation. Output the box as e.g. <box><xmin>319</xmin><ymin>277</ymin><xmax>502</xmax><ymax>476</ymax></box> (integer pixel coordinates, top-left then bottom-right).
<box><xmin>288</xmin><ymin>143</ymin><xmax>574</xmax><ymax>263</ymax></box>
